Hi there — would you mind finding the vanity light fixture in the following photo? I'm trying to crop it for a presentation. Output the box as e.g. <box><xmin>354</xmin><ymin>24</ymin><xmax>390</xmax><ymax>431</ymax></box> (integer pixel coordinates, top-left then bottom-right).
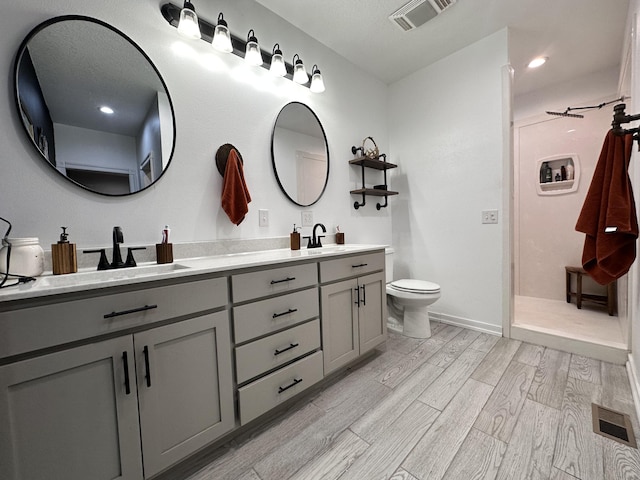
<box><xmin>177</xmin><ymin>1</ymin><xmax>201</xmax><ymax>40</ymax></box>
<box><xmin>292</xmin><ymin>54</ymin><xmax>308</xmax><ymax>84</ymax></box>
<box><xmin>270</xmin><ymin>44</ymin><xmax>287</xmax><ymax>77</ymax></box>
<box><xmin>160</xmin><ymin>2</ymin><xmax>324</xmax><ymax>91</ymax></box>
<box><xmin>310</xmin><ymin>65</ymin><xmax>325</xmax><ymax>93</ymax></box>
<box><xmin>244</xmin><ymin>30</ymin><xmax>263</xmax><ymax>66</ymax></box>
<box><xmin>212</xmin><ymin>13</ymin><xmax>233</xmax><ymax>53</ymax></box>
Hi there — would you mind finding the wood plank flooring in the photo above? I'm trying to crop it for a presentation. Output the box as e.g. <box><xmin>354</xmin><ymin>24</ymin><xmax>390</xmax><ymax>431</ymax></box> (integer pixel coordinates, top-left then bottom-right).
<box><xmin>181</xmin><ymin>322</ymin><xmax>640</xmax><ymax>480</ymax></box>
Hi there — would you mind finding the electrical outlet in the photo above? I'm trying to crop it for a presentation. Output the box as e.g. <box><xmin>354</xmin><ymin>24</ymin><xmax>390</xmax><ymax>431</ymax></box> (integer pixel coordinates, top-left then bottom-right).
<box><xmin>482</xmin><ymin>210</ymin><xmax>499</xmax><ymax>224</ymax></box>
<box><xmin>259</xmin><ymin>209</ymin><xmax>269</xmax><ymax>227</ymax></box>
<box><xmin>302</xmin><ymin>211</ymin><xmax>313</xmax><ymax>227</ymax></box>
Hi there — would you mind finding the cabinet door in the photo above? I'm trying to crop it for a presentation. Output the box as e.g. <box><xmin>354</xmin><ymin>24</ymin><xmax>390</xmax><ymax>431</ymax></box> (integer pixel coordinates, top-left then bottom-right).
<box><xmin>358</xmin><ymin>271</ymin><xmax>387</xmax><ymax>354</ymax></box>
<box><xmin>320</xmin><ymin>278</ymin><xmax>359</xmax><ymax>374</ymax></box>
<box><xmin>136</xmin><ymin>311</ymin><xmax>234</xmax><ymax>478</ymax></box>
<box><xmin>0</xmin><ymin>337</ymin><xmax>143</xmax><ymax>480</ymax></box>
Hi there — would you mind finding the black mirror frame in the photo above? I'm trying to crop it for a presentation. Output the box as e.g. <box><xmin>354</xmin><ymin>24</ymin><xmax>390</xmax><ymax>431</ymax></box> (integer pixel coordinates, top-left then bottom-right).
<box><xmin>13</xmin><ymin>15</ymin><xmax>177</xmax><ymax>197</ymax></box>
<box><xmin>270</xmin><ymin>101</ymin><xmax>329</xmax><ymax>207</ymax></box>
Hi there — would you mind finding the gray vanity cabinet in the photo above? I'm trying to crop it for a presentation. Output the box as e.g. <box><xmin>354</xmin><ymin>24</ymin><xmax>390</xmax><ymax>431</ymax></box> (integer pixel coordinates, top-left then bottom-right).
<box><xmin>320</xmin><ymin>252</ymin><xmax>387</xmax><ymax>374</ymax></box>
<box><xmin>0</xmin><ymin>276</ymin><xmax>234</xmax><ymax>480</ymax></box>
<box><xmin>136</xmin><ymin>312</ymin><xmax>234</xmax><ymax>478</ymax></box>
<box><xmin>0</xmin><ymin>336</ymin><xmax>144</xmax><ymax>480</ymax></box>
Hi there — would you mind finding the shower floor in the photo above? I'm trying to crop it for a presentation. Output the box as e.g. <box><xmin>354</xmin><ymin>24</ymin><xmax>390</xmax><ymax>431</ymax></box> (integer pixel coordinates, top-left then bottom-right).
<box><xmin>513</xmin><ymin>294</ymin><xmax>626</xmax><ymax>348</ymax></box>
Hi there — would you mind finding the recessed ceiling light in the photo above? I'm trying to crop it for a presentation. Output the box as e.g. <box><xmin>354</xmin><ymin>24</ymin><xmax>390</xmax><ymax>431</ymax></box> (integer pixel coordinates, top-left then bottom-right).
<box><xmin>99</xmin><ymin>106</ymin><xmax>114</xmax><ymax>115</ymax></box>
<box><xmin>528</xmin><ymin>57</ymin><xmax>548</xmax><ymax>69</ymax></box>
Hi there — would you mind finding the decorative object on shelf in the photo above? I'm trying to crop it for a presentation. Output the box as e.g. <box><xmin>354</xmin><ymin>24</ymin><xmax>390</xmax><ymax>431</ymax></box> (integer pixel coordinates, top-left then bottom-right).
<box><xmin>361</xmin><ymin>136</ymin><xmax>379</xmax><ymax>160</ymax></box>
<box><xmin>160</xmin><ymin>2</ymin><xmax>324</xmax><ymax>91</ymax></box>
<box><xmin>349</xmin><ymin>144</ymin><xmax>398</xmax><ymax>210</ymax></box>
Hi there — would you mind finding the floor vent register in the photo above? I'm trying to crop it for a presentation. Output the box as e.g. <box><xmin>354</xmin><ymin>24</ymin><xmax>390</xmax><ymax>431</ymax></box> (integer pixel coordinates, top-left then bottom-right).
<box><xmin>592</xmin><ymin>403</ymin><xmax>637</xmax><ymax>448</ymax></box>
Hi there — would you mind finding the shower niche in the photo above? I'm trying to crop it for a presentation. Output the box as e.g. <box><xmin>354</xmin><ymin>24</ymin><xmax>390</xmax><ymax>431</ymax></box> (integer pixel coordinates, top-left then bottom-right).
<box><xmin>536</xmin><ymin>154</ymin><xmax>580</xmax><ymax>196</ymax></box>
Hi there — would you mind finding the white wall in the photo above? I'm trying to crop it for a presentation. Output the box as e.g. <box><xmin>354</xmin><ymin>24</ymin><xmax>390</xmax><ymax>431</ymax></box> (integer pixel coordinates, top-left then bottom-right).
<box><xmin>0</xmin><ymin>0</ymin><xmax>390</xmax><ymax>249</ymax></box>
<box><xmin>388</xmin><ymin>29</ymin><xmax>509</xmax><ymax>333</ymax></box>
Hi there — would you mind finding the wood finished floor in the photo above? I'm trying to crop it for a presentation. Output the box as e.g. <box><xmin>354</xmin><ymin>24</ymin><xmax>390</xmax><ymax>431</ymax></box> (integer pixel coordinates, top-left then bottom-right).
<box><xmin>182</xmin><ymin>322</ymin><xmax>640</xmax><ymax>480</ymax></box>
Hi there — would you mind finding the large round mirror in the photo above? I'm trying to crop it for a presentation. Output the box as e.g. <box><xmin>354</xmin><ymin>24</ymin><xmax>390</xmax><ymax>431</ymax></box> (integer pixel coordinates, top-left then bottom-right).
<box><xmin>14</xmin><ymin>16</ymin><xmax>176</xmax><ymax>196</ymax></box>
<box><xmin>271</xmin><ymin>102</ymin><xmax>329</xmax><ymax>206</ymax></box>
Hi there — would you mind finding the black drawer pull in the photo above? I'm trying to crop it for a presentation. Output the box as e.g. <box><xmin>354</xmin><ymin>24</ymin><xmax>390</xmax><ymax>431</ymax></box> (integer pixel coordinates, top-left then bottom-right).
<box><xmin>104</xmin><ymin>304</ymin><xmax>158</xmax><ymax>319</ymax></box>
<box><xmin>278</xmin><ymin>377</ymin><xmax>303</xmax><ymax>393</ymax></box>
<box><xmin>272</xmin><ymin>308</ymin><xmax>298</xmax><ymax>319</ymax></box>
<box><xmin>352</xmin><ymin>263</ymin><xmax>368</xmax><ymax>268</ymax></box>
<box><xmin>122</xmin><ymin>351</ymin><xmax>131</xmax><ymax>395</ymax></box>
<box><xmin>270</xmin><ymin>277</ymin><xmax>296</xmax><ymax>285</ymax></box>
<box><xmin>143</xmin><ymin>345</ymin><xmax>151</xmax><ymax>387</ymax></box>
<box><xmin>274</xmin><ymin>342</ymin><xmax>300</xmax><ymax>356</ymax></box>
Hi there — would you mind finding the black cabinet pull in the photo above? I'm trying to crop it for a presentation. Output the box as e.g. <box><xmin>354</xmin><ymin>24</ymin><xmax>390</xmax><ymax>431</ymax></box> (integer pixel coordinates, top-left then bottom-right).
<box><xmin>278</xmin><ymin>377</ymin><xmax>303</xmax><ymax>393</ymax></box>
<box><xmin>104</xmin><ymin>304</ymin><xmax>158</xmax><ymax>319</ymax></box>
<box><xmin>270</xmin><ymin>277</ymin><xmax>296</xmax><ymax>285</ymax></box>
<box><xmin>352</xmin><ymin>263</ymin><xmax>368</xmax><ymax>268</ymax></box>
<box><xmin>361</xmin><ymin>285</ymin><xmax>366</xmax><ymax>306</ymax></box>
<box><xmin>274</xmin><ymin>343</ymin><xmax>300</xmax><ymax>356</ymax></box>
<box><xmin>354</xmin><ymin>286</ymin><xmax>361</xmax><ymax>306</ymax></box>
<box><xmin>122</xmin><ymin>351</ymin><xmax>131</xmax><ymax>395</ymax></box>
<box><xmin>272</xmin><ymin>308</ymin><xmax>298</xmax><ymax>319</ymax></box>
<box><xmin>143</xmin><ymin>345</ymin><xmax>151</xmax><ymax>387</ymax></box>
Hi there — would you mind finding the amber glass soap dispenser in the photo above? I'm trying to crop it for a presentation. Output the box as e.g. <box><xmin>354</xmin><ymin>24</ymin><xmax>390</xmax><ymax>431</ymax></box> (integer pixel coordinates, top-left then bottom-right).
<box><xmin>51</xmin><ymin>227</ymin><xmax>77</xmax><ymax>275</ymax></box>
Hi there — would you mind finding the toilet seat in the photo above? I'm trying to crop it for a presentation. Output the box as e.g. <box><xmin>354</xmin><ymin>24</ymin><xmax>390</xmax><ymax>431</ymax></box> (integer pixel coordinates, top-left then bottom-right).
<box><xmin>389</xmin><ymin>279</ymin><xmax>440</xmax><ymax>294</ymax></box>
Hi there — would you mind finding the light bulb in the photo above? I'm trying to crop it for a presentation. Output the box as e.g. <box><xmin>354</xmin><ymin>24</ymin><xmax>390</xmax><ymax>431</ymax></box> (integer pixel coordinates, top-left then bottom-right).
<box><xmin>177</xmin><ymin>1</ymin><xmax>201</xmax><ymax>40</ymax></box>
<box><xmin>292</xmin><ymin>54</ymin><xmax>308</xmax><ymax>84</ymax></box>
<box><xmin>310</xmin><ymin>65</ymin><xmax>325</xmax><ymax>93</ymax></box>
<box><xmin>212</xmin><ymin>13</ymin><xmax>233</xmax><ymax>53</ymax></box>
<box><xmin>270</xmin><ymin>44</ymin><xmax>287</xmax><ymax>77</ymax></box>
<box><xmin>245</xmin><ymin>30</ymin><xmax>263</xmax><ymax>66</ymax></box>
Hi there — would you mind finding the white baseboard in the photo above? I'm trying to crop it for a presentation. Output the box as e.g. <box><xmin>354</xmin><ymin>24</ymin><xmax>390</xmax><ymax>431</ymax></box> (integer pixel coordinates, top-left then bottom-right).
<box><xmin>429</xmin><ymin>311</ymin><xmax>502</xmax><ymax>336</ymax></box>
<box><xmin>627</xmin><ymin>354</ymin><xmax>640</xmax><ymax>425</ymax></box>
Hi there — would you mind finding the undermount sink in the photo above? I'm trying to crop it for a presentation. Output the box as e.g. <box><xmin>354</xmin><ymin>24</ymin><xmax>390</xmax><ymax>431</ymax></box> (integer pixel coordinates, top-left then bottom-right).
<box><xmin>37</xmin><ymin>263</ymin><xmax>190</xmax><ymax>288</ymax></box>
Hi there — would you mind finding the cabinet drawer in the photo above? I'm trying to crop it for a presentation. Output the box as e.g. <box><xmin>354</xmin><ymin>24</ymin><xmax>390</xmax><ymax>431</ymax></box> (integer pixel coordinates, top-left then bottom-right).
<box><xmin>233</xmin><ymin>287</ymin><xmax>319</xmax><ymax>344</ymax></box>
<box><xmin>320</xmin><ymin>252</ymin><xmax>384</xmax><ymax>283</ymax></box>
<box><xmin>232</xmin><ymin>263</ymin><xmax>317</xmax><ymax>303</ymax></box>
<box><xmin>235</xmin><ymin>319</ymin><xmax>320</xmax><ymax>384</ymax></box>
<box><xmin>0</xmin><ymin>276</ymin><xmax>228</xmax><ymax>360</ymax></box>
<box><xmin>238</xmin><ymin>350</ymin><xmax>323</xmax><ymax>425</ymax></box>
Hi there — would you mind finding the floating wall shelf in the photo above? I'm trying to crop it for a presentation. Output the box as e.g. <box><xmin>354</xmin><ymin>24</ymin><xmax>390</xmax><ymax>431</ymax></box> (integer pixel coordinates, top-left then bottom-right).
<box><xmin>349</xmin><ymin>149</ymin><xmax>398</xmax><ymax>210</ymax></box>
<box><xmin>536</xmin><ymin>154</ymin><xmax>580</xmax><ymax>196</ymax></box>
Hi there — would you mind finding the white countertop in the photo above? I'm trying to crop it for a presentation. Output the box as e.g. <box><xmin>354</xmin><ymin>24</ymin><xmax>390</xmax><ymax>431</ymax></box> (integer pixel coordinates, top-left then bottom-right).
<box><xmin>0</xmin><ymin>244</ymin><xmax>386</xmax><ymax>302</ymax></box>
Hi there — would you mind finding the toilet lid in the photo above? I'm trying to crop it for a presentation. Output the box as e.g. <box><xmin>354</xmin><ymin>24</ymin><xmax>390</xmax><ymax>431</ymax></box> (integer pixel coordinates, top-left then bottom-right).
<box><xmin>390</xmin><ymin>279</ymin><xmax>440</xmax><ymax>293</ymax></box>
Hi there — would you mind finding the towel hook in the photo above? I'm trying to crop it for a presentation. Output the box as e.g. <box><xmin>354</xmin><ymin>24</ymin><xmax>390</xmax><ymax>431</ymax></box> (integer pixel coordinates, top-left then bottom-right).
<box><xmin>215</xmin><ymin>143</ymin><xmax>244</xmax><ymax>176</ymax></box>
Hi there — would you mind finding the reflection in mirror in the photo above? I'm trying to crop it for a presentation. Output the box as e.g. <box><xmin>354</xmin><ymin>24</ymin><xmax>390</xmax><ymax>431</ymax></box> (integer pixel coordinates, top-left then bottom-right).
<box><xmin>14</xmin><ymin>16</ymin><xmax>176</xmax><ymax>196</ymax></box>
<box><xmin>271</xmin><ymin>102</ymin><xmax>329</xmax><ymax>206</ymax></box>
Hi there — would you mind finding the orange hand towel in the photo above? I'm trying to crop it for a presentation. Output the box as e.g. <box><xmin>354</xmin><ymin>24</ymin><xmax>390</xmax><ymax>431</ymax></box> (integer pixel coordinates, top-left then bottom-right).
<box><xmin>575</xmin><ymin>130</ymin><xmax>638</xmax><ymax>284</ymax></box>
<box><xmin>221</xmin><ymin>148</ymin><xmax>251</xmax><ymax>225</ymax></box>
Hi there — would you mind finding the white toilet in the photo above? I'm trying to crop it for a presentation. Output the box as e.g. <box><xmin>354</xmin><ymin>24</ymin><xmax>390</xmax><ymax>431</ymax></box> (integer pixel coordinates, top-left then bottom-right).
<box><xmin>385</xmin><ymin>247</ymin><xmax>441</xmax><ymax>338</ymax></box>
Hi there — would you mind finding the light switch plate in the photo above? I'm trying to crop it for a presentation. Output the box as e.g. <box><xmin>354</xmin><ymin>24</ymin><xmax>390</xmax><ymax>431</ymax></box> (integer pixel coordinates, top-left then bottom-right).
<box><xmin>259</xmin><ymin>209</ymin><xmax>269</xmax><ymax>227</ymax></box>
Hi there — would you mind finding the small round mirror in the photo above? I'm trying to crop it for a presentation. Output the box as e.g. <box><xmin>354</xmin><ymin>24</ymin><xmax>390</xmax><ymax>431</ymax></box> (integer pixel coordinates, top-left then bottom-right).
<box><xmin>14</xmin><ymin>16</ymin><xmax>176</xmax><ymax>196</ymax></box>
<box><xmin>271</xmin><ymin>102</ymin><xmax>329</xmax><ymax>206</ymax></box>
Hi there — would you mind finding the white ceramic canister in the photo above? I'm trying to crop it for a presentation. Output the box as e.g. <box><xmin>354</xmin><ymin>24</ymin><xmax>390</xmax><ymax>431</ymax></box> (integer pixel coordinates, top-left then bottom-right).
<box><xmin>0</xmin><ymin>237</ymin><xmax>45</xmax><ymax>277</ymax></box>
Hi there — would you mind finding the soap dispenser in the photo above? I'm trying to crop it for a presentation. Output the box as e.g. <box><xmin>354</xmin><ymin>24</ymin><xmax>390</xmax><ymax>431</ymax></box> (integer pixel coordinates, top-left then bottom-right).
<box><xmin>290</xmin><ymin>224</ymin><xmax>301</xmax><ymax>250</ymax></box>
<box><xmin>51</xmin><ymin>227</ymin><xmax>77</xmax><ymax>275</ymax></box>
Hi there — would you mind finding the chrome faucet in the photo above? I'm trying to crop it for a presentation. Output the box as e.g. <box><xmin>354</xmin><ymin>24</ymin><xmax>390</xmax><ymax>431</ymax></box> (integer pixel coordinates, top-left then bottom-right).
<box><xmin>307</xmin><ymin>223</ymin><xmax>326</xmax><ymax>248</ymax></box>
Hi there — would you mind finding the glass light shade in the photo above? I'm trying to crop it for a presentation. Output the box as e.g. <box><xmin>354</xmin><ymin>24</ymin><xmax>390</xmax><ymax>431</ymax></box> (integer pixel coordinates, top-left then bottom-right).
<box><xmin>245</xmin><ymin>40</ymin><xmax>263</xmax><ymax>66</ymax></box>
<box><xmin>212</xmin><ymin>14</ymin><xmax>232</xmax><ymax>53</ymax></box>
<box><xmin>177</xmin><ymin>2</ymin><xmax>201</xmax><ymax>40</ymax></box>
<box><xmin>310</xmin><ymin>69</ymin><xmax>325</xmax><ymax>93</ymax></box>
<box><xmin>270</xmin><ymin>51</ymin><xmax>286</xmax><ymax>76</ymax></box>
<box><xmin>293</xmin><ymin>60</ymin><xmax>308</xmax><ymax>84</ymax></box>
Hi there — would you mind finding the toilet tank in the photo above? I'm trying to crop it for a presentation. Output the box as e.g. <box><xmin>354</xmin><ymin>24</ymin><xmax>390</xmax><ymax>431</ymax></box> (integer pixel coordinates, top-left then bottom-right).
<box><xmin>385</xmin><ymin>247</ymin><xmax>394</xmax><ymax>284</ymax></box>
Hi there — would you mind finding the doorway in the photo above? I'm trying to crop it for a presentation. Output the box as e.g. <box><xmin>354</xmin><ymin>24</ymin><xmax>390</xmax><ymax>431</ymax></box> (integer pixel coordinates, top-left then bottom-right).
<box><xmin>510</xmin><ymin>102</ymin><xmax>629</xmax><ymax>363</ymax></box>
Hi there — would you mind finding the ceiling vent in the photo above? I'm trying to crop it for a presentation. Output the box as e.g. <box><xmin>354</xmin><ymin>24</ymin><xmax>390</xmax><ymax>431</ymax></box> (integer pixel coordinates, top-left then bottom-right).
<box><xmin>389</xmin><ymin>0</ymin><xmax>457</xmax><ymax>31</ymax></box>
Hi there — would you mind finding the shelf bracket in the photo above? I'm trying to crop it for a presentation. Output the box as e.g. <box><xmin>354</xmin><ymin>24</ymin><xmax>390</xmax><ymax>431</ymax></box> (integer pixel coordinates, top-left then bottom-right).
<box><xmin>376</xmin><ymin>196</ymin><xmax>388</xmax><ymax>210</ymax></box>
<box><xmin>354</xmin><ymin>194</ymin><xmax>366</xmax><ymax>209</ymax></box>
